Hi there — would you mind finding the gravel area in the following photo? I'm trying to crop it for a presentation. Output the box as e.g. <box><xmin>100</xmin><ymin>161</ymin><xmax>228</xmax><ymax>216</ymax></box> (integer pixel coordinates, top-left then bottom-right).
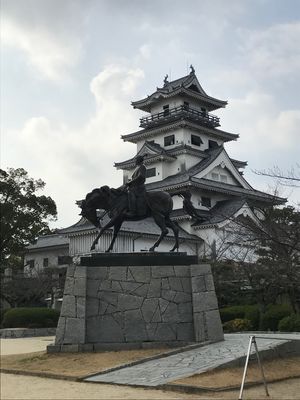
<box><xmin>2</xmin><ymin>373</ymin><xmax>300</xmax><ymax>399</ymax></box>
<box><xmin>0</xmin><ymin>337</ymin><xmax>55</xmax><ymax>355</ymax></box>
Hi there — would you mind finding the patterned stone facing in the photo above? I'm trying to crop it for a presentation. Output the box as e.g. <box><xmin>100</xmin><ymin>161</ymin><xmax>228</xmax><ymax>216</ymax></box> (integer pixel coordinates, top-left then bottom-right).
<box><xmin>50</xmin><ymin>262</ymin><xmax>223</xmax><ymax>352</ymax></box>
<box><xmin>85</xmin><ymin>333</ymin><xmax>300</xmax><ymax>386</ymax></box>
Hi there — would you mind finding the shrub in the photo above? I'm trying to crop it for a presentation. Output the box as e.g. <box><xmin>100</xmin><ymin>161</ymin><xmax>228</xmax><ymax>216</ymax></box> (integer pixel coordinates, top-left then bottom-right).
<box><xmin>220</xmin><ymin>305</ymin><xmax>259</xmax><ymax>329</ymax></box>
<box><xmin>0</xmin><ymin>308</ymin><xmax>9</xmax><ymax>327</ymax></box>
<box><xmin>278</xmin><ymin>314</ymin><xmax>300</xmax><ymax>332</ymax></box>
<box><xmin>261</xmin><ymin>304</ymin><xmax>293</xmax><ymax>331</ymax></box>
<box><xmin>244</xmin><ymin>307</ymin><xmax>260</xmax><ymax>330</ymax></box>
<box><xmin>223</xmin><ymin>318</ymin><xmax>252</xmax><ymax>333</ymax></box>
<box><xmin>220</xmin><ymin>306</ymin><xmax>246</xmax><ymax>323</ymax></box>
<box><xmin>2</xmin><ymin>307</ymin><xmax>60</xmax><ymax>329</ymax></box>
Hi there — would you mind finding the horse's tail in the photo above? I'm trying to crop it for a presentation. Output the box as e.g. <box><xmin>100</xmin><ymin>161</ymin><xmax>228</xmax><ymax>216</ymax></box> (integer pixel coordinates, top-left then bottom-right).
<box><xmin>170</xmin><ymin>190</ymin><xmax>200</xmax><ymax>220</ymax></box>
<box><xmin>170</xmin><ymin>190</ymin><xmax>189</xmax><ymax>198</ymax></box>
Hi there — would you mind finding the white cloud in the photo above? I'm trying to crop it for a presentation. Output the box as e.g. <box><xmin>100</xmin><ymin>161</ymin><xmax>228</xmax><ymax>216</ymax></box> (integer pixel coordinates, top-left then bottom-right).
<box><xmin>223</xmin><ymin>91</ymin><xmax>299</xmax><ymax>153</ymax></box>
<box><xmin>2</xmin><ymin>17</ymin><xmax>82</xmax><ymax>82</ymax></box>
<box><xmin>239</xmin><ymin>22</ymin><xmax>300</xmax><ymax>78</ymax></box>
<box><xmin>3</xmin><ymin>65</ymin><xmax>145</xmax><ymax>225</ymax></box>
<box><xmin>220</xmin><ymin>90</ymin><xmax>300</xmax><ymax>203</ymax></box>
<box><xmin>138</xmin><ymin>44</ymin><xmax>152</xmax><ymax>60</ymax></box>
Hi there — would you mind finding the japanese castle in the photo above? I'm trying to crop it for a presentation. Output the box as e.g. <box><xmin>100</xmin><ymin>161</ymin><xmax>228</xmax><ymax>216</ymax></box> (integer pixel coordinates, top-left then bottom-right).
<box><xmin>25</xmin><ymin>67</ymin><xmax>285</xmax><ymax>270</ymax></box>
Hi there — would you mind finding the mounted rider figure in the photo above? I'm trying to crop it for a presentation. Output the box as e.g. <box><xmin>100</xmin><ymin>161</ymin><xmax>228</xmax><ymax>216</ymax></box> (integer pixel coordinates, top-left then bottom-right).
<box><xmin>125</xmin><ymin>155</ymin><xmax>147</xmax><ymax>217</ymax></box>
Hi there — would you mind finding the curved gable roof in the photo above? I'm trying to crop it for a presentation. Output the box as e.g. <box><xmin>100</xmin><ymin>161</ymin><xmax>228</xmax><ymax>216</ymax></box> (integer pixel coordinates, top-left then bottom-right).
<box><xmin>191</xmin><ymin>146</ymin><xmax>252</xmax><ymax>190</ymax></box>
<box><xmin>114</xmin><ymin>141</ymin><xmax>176</xmax><ymax>170</ymax></box>
<box><xmin>132</xmin><ymin>72</ymin><xmax>227</xmax><ymax>112</ymax></box>
<box><xmin>192</xmin><ymin>198</ymin><xmax>261</xmax><ymax>229</ymax></box>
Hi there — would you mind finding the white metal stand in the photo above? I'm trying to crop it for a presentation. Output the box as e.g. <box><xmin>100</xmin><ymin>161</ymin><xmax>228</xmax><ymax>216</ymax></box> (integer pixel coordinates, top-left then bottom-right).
<box><xmin>239</xmin><ymin>335</ymin><xmax>269</xmax><ymax>400</ymax></box>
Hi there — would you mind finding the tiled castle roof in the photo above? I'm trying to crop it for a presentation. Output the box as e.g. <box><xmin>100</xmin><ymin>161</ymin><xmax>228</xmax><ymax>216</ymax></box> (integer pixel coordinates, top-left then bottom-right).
<box><xmin>192</xmin><ymin>198</ymin><xmax>248</xmax><ymax>227</ymax></box>
<box><xmin>115</xmin><ymin>142</ymin><xmax>246</xmax><ymax>171</ymax></box>
<box><xmin>144</xmin><ymin>147</ymin><xmax>286</xmax><ymax>205</ymax></box>
<box><xmin>121</xmin><ymin>120</ymin><xmax>238</xmax><ymax>143</ymax></box>
<box><xmin>58</xmin><ymin>215</ymin><xmax>199</xmax><ymax>242</ymax></box>
<box><xmin>26</xmin><ymin>234</ymin><xmax>69</xmax><ymax>251</ymax></box>
<box><xmin>131</xmin><ymin>71</ymin><xmax>227</xmax><ymax>112</ymax></box>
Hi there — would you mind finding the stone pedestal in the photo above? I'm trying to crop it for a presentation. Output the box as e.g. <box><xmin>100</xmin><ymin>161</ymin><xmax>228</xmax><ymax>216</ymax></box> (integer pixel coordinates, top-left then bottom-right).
<box><xmin>48</xmin><ymin>260</ymin><xmax>223</xmax><ymax>352</ymax></box>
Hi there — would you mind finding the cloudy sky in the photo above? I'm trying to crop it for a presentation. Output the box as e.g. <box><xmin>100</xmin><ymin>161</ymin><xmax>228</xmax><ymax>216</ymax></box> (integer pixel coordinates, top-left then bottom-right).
<box><xmin>1</xmin><ymin>0</ymin><xmax>299</xmax><ymax>227</ymax></box>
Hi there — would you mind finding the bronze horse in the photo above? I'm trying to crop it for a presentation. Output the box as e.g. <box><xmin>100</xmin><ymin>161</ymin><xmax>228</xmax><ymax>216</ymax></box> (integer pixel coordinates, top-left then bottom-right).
<box><xmin>79</xmin><ymin>185</ymin><xmax>197</xmax><ymax>253</ymax></box>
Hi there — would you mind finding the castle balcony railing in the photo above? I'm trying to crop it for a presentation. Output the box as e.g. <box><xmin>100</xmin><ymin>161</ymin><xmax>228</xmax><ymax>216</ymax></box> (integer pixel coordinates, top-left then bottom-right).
<box><xmin>140</xmin><ymin>105</ymin><xmax>220</xmax><ymax>129</ymax></box>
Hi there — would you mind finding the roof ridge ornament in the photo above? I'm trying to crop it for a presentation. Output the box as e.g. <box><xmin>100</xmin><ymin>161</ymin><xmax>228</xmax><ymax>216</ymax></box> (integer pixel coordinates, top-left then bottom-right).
<box><xmin>190</xmin><ymin>64</ymin><xmax>195</xmax><ymax>74</ymax></box>
<box><xmin>163</xmin><ymin>74</ymin><xmax>169</xmax><ymax>86</ymax></box>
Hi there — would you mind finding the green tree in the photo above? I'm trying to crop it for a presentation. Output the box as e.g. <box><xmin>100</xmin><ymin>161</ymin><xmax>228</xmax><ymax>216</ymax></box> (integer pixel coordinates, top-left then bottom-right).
<box><xmin>0</xmin><ymin>168</ymin><xmax>57</xmax><ymax>271</ymax></box>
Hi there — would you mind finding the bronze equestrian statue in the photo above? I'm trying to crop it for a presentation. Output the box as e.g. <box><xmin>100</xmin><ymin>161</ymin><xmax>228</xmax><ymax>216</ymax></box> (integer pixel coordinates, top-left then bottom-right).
<box><xmin>126</xmin><ymin>155</ymin><xmax>147</xmax><ymax>217</ymax></box>
<box><xmin>79</xmin><ymin>155</ymin><xmax>201</xmax><ymax>252</ymax></box>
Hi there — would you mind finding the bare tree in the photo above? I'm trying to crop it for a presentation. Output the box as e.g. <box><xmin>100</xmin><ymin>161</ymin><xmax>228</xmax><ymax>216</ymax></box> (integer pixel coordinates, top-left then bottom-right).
<box><xmin>254</xmin><ymin>164</ymin><xmax>300</xmax><ymax>188</ymax></box>
<box><xmin>208</xmin><ymin>206</ymin><xmax>300</xmax><ymax>320</ymax></box>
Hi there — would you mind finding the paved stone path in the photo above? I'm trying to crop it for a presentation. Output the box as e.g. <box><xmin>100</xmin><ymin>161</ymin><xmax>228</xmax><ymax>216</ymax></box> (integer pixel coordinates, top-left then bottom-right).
<box><xmin>85</xmin><ymin>333</ymin><xmax>300</xmax><ymax>387</ymax></box>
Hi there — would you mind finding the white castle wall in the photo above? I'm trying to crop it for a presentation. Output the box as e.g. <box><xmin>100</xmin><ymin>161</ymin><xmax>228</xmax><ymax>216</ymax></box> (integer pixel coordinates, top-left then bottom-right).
<box><xmin>203</xmin><ymin>166</ymin><xmax>239</xmax><ymax>186</ymax></box>
<box><xmin>136</xmin><ymin>128</ymin><xmax>223</xmax><ymax>154</ymax></box>
<box><xmin>24</xmin><ymin>247</ymin><xmax>69</xmax><ymax>274</ymax></box>
<box><xmin>68</xmin><ymin>231</ymin><xmax>198</xmax><ymax>256</ymax></box>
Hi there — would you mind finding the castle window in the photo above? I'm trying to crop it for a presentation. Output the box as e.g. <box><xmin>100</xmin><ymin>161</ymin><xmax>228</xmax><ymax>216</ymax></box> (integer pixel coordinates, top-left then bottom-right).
<box><xmin>43</xmin><ymin>258</ymin><xmax>49</xmax><ymax>268</ymax></box>
<box><xmin>220</xmin><ymin>174</ymin><xmax>228</xmax><ymax>183</ymax></box>
<box><xmin>146</xmin><ymin>168</ymin><xmax>156</xmax><ymax>178</ymax></box>
<box><xmin>212</xmin><ymin>172</ymin><xmax>219</xmax><ymax>181</ymax></box>
<box><xmin>201</xmin><ymin>197</ymin><xmax>211</xmax><ymax>208</ymax></box>
<box><xmin>163</xmin><ymin>104</ymin><xmax>169</xmax><ymax>116</ymax></box>
<box><xmin>27</xmin><ymin>259</ymin><xmax>34</xmax><ymax>269</ymax></box>
<box><xmin>209</xmin><ymin>140</ymin><xmax>218</xmax><ymax>149</ymax></box>
<box><xmin>164</xmin><ymin>134</ymin><xmax>175</xmax><ymax>146</ymax></box>
<box><xmin>184</xmin><ymin>101</ymin><xmax>189</xmax><ymax>110</ymax></box>
<box><xmin>191</xmin><ymin>134</ymin><xmax>202</xmax><ymax>147</ymax></box>
<box><xmin>201</xmin><ymin>107</ymin><xmax>207</xmax><ymax>115</ymax></box>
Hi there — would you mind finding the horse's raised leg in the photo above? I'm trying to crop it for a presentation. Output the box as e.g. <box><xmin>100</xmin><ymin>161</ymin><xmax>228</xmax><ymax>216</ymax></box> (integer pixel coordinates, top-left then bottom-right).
<box><xmin>165</xmin><ymin>217</ymin><xmax>179</xmax><ymax>252</ymax></box>
<box><xmin>105</xmin><ymin>218</ymin><xmax>122</xmax><ymax>252</ymax></box>
<box><xmin>90</xmin><ymin>216</ymin><xmax>119</xmax><ymax>251</ymax></box>
<box><xmin>91</xmin><ymin>228</ymin><xmax>104</xmax><ymax>251</ymax></box>
<box><xmin>149</xmin><ymin>212</ymin><xmax>169</xmax><ymax>252</ymax></box>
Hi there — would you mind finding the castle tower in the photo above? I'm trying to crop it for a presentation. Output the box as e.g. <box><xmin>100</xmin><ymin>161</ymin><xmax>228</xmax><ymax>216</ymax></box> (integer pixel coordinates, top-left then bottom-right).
<box><xmin>26</xmin><ymin>67</ymin><xmax>286</xmax><ymax>263</ymax></box>
<box><xmin>115</xmin><ymin>67</ymin><xmax>285</xmax><ymax>256</ymax></box>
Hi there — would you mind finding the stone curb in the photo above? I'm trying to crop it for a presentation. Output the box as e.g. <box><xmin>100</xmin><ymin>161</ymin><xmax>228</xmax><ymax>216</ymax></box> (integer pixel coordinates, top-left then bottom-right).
<box><xmin>0</xmin><ymin>369</ymin><xmax>80</xmax><ymax>382</ymax></box>
<box><xmin>0</xmin><ymin>328</ymin><xmax>56</xmax><ymax>338</ymax></box>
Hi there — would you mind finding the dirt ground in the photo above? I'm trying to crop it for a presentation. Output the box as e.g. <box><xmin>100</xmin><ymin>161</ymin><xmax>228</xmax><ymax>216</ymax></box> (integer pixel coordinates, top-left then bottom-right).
<box><xmin>172</xmin><ymin>356</ymin><xmax>300</xmax><ymax>389</ymax></box>
<box><xmin>1</xmin><ymin>347</ymin><xmax>171</xmax><ymax>378</ymax></box>
<box><xmin>1</xmin><ymin>337</ymin><xmax>300</xmax><ymax>399</ymax></box>
<box><xmin>1</xmin><ymin>373</ymin><xmax>300</xmax><ymax>399</ymax></box>
<box><xmin>2</xmin><ymin>343</ymin><xmax>300</xmax><ymax>386</ymax></box>
<box><xmin>1</xmin><ymin>336</ymin><xmax>173</xmax><ymax>378</ymax></box>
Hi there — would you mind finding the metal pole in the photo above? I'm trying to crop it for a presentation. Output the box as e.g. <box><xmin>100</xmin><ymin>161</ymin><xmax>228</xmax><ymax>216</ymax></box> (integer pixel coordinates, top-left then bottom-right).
<box><xmin>253</xmin><ymin>337</ymin><xmax>269</xmax><ymax>397</ymax></box>
<box><xmin>239</xmin><ymin>335</ymin><xmax>254</xmax><ymax>400</ymax></box>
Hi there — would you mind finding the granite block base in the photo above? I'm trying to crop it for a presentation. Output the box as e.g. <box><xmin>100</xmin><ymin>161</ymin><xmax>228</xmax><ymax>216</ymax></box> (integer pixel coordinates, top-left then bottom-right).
<box><xmin>48</xmin><ymin>261</ymin><xmax>223</xmax><ymax>353</ymax></box>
